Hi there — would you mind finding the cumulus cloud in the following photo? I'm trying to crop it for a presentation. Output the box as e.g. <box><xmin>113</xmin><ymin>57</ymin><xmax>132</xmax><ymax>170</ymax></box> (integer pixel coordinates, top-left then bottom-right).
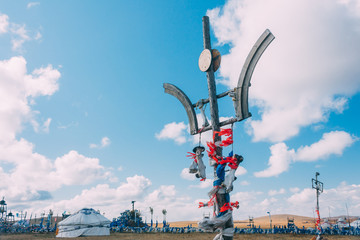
<box><xmin>254</xmin><ymin>142</ymin><xmax>295</xmax><ymax>177</ymax></box>
<box><xmin>235</xmin><ymin>166</ymin><xmax>247</xmax><ymax>176</ymax></box>
<box><xmin>0</xmin><ymin>56</ymin><xmax>60</xmax><ymax>142</ymax></box>
<box><xmin>0</xmin><ymin>14</ymin><xmax>9</xmax><ymax>33</ymax></box>
<box><xmin>90</xmin><ymin>136</ymin><xmax>111</xmax><ymax>149</ymax></box>
<box><xmin>0</xmin><ymin>55</ymin><xmax>114</xmax><ymax>208</ymax></box>
<box><xmin>296</xmin><ymin>131</ymin><xmax>356</xmax><ymax>161</ymax></box>
<box><xmin>155</xmin><ymin>121</ymin><xmax>187</xmax><ymax>145</ymax></box>
<box><xmin>254</xmin><ymin>131</ymin><xmax>356</xmax><ymax>177</ymax></box>
<box><xmin>53</xmin><ymin>150</ymin><xmax>110</xmax><ymax>185</ymax></box>
<box><xmin>208</xmin><ymin>0</ymin><xmax>360</xmax><ymax>143</ymax></box>
<box><xmin>180</xmin><ymin>168</ymin><xmax>196</xmax><ymax>181</ymax></box>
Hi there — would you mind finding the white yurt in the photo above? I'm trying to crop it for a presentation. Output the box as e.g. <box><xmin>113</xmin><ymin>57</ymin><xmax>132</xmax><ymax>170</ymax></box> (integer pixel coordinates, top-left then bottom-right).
<box><xmin>56</xmin><ymin>208</ymin><xmax>111</xmax><ymax>238</ymax></box>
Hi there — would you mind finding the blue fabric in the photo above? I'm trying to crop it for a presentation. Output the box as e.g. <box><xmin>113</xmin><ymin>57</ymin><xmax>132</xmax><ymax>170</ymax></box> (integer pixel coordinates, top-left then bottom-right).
<box><xmin>216</xmin><ymin>164</ymin><xmax>226</xmax><ymax>181</ymax></box>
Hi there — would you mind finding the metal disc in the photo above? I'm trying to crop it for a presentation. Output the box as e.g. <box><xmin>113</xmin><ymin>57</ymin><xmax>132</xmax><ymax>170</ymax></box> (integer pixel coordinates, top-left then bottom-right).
<box><xmin>198</xmin><ymin>49</ymin><xmax>212</xmax><ymax>72</ymax></box>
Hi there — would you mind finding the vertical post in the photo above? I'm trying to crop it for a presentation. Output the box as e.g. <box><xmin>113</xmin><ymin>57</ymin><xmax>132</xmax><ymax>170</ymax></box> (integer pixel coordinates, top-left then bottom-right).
<box><xmin>202</xmin><ymin>16</ymin><xmax>221</xmax><ymax>140</ymax></box>
<box><xmin>267</xmin><ymin>211</ymin><xmax>272</xmax><ymax>229</ymax></box>
<box><xmin>315</xmin><ymin>172</ymin><xmax>319</xmax><ymax>212</ymax></box>
<box><xmin>202</xmin><ymin>16</ymin><xmax>233</xmax><ymax>239</ymax></box>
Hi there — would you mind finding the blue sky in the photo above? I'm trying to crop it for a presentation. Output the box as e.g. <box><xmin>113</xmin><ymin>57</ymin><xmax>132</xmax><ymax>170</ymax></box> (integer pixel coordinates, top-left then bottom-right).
<box><xmin>0</xmin><ymin>0</ymin><xmax>359</xmax><ymax>222</ymax></box>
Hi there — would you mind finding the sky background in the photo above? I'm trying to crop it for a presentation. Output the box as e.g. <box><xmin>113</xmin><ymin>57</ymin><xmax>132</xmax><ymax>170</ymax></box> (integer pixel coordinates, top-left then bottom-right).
<box><xmin>0</xmin><ymin>0</ymin><xmax>359</xmax><ymax>223</ymax></box>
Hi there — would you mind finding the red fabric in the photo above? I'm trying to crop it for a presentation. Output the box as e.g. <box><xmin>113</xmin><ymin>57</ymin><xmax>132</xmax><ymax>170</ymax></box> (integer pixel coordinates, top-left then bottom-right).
<box><xmin>186</xmin><ymin>152</ymin><xmax>197</xmax><ymax>162</ymax></box>
<box><xmin>219</xmin><ymin>201</ymin><xmax>240</xmax><ymax>212</ymax></box>
<box><xmin>214</xmin><ymin>128</ymin><xmax>232</xmax><ymax>137</ymax></box>
<box><xmin>219</xmin><ymin>156</ymin><xmax>238</xmax><ymax>169</ymax></box>
<box><xmin>231</xmin><ymin>201</ymin><xmax>239</xmax><ymax>209</ymax></box>
<box><xmin>220</xmin><ymin>203</ymin><xmax>232</xmax><ymax>212</ymax></box>
<box><xmin>315</xmin><ymin>209</ymin><xmax>321</xmax><ymax>231</ymax></box>
<box><xmin>207</xmin><ymin>141</ymin><xmax>219</xmax><ymax>164</ymax></box>
<box><xmin>198</xmin><ymin>194</ymin><xmax>216</xmax><ymax>208</ymax></box>
<box><xmin>220</xmin><ymin>138</ymin><xmax>233</xmax><ymax>147</ymax></box>
<box><xmin>214</xmin><ymin>128</ymin><xmax>233</xmax><ymax>147</ymax></box>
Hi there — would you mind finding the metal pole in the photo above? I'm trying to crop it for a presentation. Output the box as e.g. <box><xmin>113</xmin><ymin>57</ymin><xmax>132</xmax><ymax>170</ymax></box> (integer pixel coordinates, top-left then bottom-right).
<box><xmin>267</xmin><ymin>211</ymin><xmax>272</xmax><ymax>229</ymax></box>
<box><xmin>202</xmin><ymin>16</ymin><xmax>233</xmax><ymax>240</ymax></box>
<box><xmin>316</xmin><ymin>174</ymin><xmax>319</xmax><ymax>212</ymax></box>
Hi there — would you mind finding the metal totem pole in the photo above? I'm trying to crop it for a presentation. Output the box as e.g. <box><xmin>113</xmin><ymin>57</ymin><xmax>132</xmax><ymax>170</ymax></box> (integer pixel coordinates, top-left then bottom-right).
<box><xmin>312</xmin><ymin>172</ymin><xmax>323</xmax><ymax>237</ymax></box>
<box><xmin>163</xmin><ymin>16</ymin><xmax>274</xmax><ymax>240</ymax></box>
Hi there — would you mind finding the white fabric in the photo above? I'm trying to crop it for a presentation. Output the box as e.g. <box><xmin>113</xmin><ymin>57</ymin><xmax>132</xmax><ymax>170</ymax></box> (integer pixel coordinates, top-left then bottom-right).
<box><xmin>56</xmin><ymin>208</ymin><xmax>111</xmax><ymax>238</ymax></box>
<box><xmin>222</xmin><ymin>227</ymin><xmax>234</xmax><ymax>237</ymax></box>
<box><xmin>196</xmin><ymin>151</ymin><xmax>206</xmax><ymax>179</ymax></box>
<box><xmin>198</xmin><ymin>212</ymin><xmax>232</xmax><ymax>231</ymax></box>
<box><xmin>213</xmin><ymin>233</ymin><xmax>223</xmax><ymax>240</ymax></box>
<box><xmin>224</xmin><ymin>169</ymin><xmax>236</xmax><ymax>193</ymax></box>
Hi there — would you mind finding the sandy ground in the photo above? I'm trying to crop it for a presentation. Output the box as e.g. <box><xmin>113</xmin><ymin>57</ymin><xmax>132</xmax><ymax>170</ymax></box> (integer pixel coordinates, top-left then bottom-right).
<box><xmin>1</xmin><ymin>232</ymin><xmax>360</xmax><ymax>240</ymax></box>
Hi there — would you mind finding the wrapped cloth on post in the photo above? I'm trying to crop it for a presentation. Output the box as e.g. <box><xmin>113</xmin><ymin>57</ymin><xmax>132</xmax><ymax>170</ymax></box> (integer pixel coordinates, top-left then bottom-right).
<box><xmin>187</xmin><ymin>146</ymin><xmax>206</xmax><ymax>180</ymax></box>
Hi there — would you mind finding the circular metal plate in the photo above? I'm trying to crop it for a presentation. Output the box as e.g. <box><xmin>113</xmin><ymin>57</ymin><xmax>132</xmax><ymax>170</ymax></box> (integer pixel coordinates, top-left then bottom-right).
<box><xmin>198</xmin><ymin>49</ymin><xmax>212</xmax><ymax>72</ymax></box>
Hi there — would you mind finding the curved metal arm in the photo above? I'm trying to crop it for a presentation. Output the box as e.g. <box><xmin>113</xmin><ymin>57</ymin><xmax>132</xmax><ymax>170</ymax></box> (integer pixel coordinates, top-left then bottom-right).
<box><xmin>234</xmin><ymin>29</ymin><xmax>275</xmax><ymax>120</ymax></box>
<box><xmin>163</xmin><ymin>83</ymin><xmax>198</xmax><ymax>135</ymax></box>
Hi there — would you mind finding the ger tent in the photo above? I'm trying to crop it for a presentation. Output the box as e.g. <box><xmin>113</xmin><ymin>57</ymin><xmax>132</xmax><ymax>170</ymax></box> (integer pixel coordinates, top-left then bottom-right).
<box><xmin>56</xmin><ymin>208</ymin><xmax>111</xmax><ymax>238</ymax></box>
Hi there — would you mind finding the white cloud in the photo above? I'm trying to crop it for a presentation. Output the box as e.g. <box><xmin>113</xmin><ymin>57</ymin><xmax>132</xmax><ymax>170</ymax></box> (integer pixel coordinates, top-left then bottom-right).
<box><xmin>10</xmin><ymin>23</ymin><xmax>30</xmax><ymax>51</ymax></box>
<box><xmin>208</xmin><ymin>0</ymin><xmax>360</xmax><ymax>143</ymax></box>
<box><xmin>90</xmin><ymin>136</ymin><xmax>111</xmax><ymax>149</ymax></box>
<box><xmin>0</xmin><ymin>56</ymin><xmax>60</xmax><ymax>142</ymax></box>
<box><xmin>155</xmin><ymin>121</ymin><xmax>187</xmax><ymax>145</ymax></box>
<box><xmin>53</xmin><ymin>150</ymin><xmax>110</xmax><ymax>186</ymax></box>
<box><xmin>27</xmin><ymin>2</ymin><xmax>40</xmax><ymax>9</ymax></box>
<box><xmin>0</xmin><ymin>14</ymin><xmax>41</xmax><ymax>51</ymax></box>
<box><xmin>0</xmin><ymin>14</ymin><xmax>9</xmax><ymax>33</ymax></box>
<box><xmin>0</xmin><ymin>55</ymin><xmax>114</xmax><ymax>206</ymax></box>
<box><xmin>254</xmin><ymin>143</ymin><xmax>294</xmax><ymax>177</ymax></box>
<box><xmin>180</xmin><ymin>168</ymin><xmax>196</xmax><ymax>181</ymax></box>
<box><xmin>235</xmin><ymin>166</ymin><xmax>247</xmax><ymax>176</ymax></box>
<box><xmin>254</xmin><ymin>131</ymin><xmax>356</xmax><ymax>177</ymax></box>
<box><xmin>296</xmin><ymin>131</ymin><xmax>357</xmax><ymax>161</ymax></box>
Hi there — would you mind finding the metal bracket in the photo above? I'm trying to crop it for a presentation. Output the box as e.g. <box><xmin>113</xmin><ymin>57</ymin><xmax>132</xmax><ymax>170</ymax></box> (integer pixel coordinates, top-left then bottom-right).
<box><xmin>234</xmin><ymin>29</ymin><xmax>275</xmax><ymax>121</ymax></box>
<box><xmin>163</xmin><ymin>83</ymin><xmax>198</xmax><ymax>135</ymax></box>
